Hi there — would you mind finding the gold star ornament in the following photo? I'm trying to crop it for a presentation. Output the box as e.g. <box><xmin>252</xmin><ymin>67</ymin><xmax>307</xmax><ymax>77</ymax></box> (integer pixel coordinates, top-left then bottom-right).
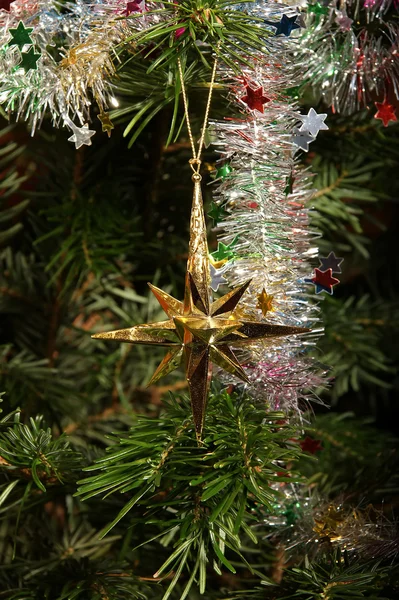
<box><xmin>93</xmin><ymin>174</ymin><xmax>309</xmax><ymax>440</ymax></box>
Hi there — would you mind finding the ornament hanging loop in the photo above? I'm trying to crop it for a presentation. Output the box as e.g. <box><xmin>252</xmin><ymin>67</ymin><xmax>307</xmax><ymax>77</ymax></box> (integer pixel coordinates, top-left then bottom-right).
<box><xmin>189</xmin><ymin>157</ymin><xmax>202</xmax><ymax>176</ymax></box>
<box><xmin>177</xmin><ymin>53</ymin><xmax>218</xmax><ymax>174</ymax></box>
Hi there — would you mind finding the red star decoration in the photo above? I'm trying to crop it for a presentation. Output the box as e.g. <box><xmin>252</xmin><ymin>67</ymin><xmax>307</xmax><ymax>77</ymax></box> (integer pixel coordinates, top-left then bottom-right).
<box><xmin>300</xmin><ymin>436</ymin><xmax>322</xmax><ymax>454</ymax></box>
<box><xmin>312</xmin><ymin>268</ymin><xmax>340</xmax><ymax>294</ymax></box>
<box><xmin>374</xmin><ymin>100</ymin><xmax>397</xmax><ymax>127</ymax></box>
<box><xmin>241</xmin><ymin>85</ymin><xmax>270</xmax><ymax>113</ymax></box>
<box><xmin>124</xmin><ymin>0</ymin><xmax>143</xmax><ymax>15</ymax></box>
<box><xmin>0</xmin><ymin>0</ymin><xmax>16</xmax><ymax>11</ymax></box>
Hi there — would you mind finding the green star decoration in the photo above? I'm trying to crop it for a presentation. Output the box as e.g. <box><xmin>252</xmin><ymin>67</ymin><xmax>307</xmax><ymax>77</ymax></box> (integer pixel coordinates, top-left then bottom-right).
<box><xmin>215</xmin><ymin>163</ymin><xmax>233</xmax><ymax>179</ymax></box>
<box><xmin>208</xmin><ymin>202</ymin><xmax>228</xmax><ymax>225</ymax></box>
<box><xmin>211</xmin><ymin>240</ymin><xmax>237</xmax><ymax>263</ymax></box>
<box><xmin>19</xmin><ymin>47</ymin><xmax>41</xmax><ymax>72</ymax></box>
<box><xmin>308</xmin><ymin>2</ymin><xmax>328</xmax><ymax>15</ymax></box>
<box><xmin>284</xmin><ymin>501</ymin><xmax>302</xmax><ymax>526</ymax></box>
<box><xmin>285</xmin><ymin>85</ymin><xmax>301</xmax><ymax>99</ymax></box>
<box><xmin>9</xmin><ymin>22</ymin><xmax>33</xmax><ymax>49</ymax></box>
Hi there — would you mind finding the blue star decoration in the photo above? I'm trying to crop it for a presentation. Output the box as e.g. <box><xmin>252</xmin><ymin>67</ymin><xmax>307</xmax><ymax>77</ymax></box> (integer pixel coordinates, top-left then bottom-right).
<box><xmin>265</xmin><ymin>14</ymin><xmax>301</xmax><ymax>37</ymax></box>
<box><xmin>319</xmin><ymin>251</ymin><xmax>343</xmax><ymax>274</ymax></box>
<box><xmin>304</xmin><ymin>268</ymin><xmax>340</xmax><ymax>295</ymax></box>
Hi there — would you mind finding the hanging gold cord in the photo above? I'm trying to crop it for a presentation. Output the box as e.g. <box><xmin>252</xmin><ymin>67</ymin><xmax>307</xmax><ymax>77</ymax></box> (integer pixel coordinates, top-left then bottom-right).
<box><xmin>177</xmin><ymin>56</ymin><xmax>218</xmax><ymax>176</ymax></box>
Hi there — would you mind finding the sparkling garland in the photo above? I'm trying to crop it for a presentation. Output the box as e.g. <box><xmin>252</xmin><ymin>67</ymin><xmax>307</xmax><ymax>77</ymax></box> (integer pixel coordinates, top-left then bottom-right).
<box><xmin>0</xmin><ymin>1</ymin><xmax>157</xmax><ymax>138</ymax></box>
<box><xmin>208</xmin><ymin>3</ymin><xmax>328</xmax><ymax>416</ymax></box>
<box><xmin>294</xmin><ymin>0</ymin><xmax>399</xmax><ymax>118</ymax></box>
<box><xmin>260</xmin><ymin>483</ymin><xmax>399</xmax><ymax>561</ymax></box>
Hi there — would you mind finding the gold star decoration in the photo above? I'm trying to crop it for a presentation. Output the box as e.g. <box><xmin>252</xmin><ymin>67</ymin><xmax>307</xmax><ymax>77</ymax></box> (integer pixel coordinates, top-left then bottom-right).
<box><xmin>256</xmin><ymin>288</ymin><xmax>274</xmax><ymax>316</ymax></box>
<box><xmin>313</xmin><ymin>504</ymin><xmax>347</xmax><ymax>543</ymax></box>
<box><xmin>98</xmin><ymin>111</ymin><xmax>114</xmax><ymax>137</ymax></box>
<box><xmin>93</xmin><ymin>174</ymin><xmax>309</xmax><ymax>440</ymax></box>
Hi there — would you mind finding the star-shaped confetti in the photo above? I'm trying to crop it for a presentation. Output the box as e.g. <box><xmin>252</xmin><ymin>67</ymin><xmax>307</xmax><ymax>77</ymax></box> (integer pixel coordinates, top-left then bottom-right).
<box><xmin>208</xmin><ymin>202</ymin><xmax>228</xmax><ymax>225</ymax></box>
<box><xmin>319</xmin><ymin>251</ymin><xmax>343</xmax><ymax>274</ymax></box>
<box><xmin>300</xmin><ymin>436</ymin><xmax>322</xmax><ymax>454</ymax></box>
<box><xmin>0</xmin><ymin>0</ymin><xmax>16</xmax><ymax>11</ymax></box>
<box><xmin>98</xmin><ymin>112</ymin><xmax>114</xmax><ymax>137</ymax></box>
<box><xmin>215</xmin><ymin>163</ymin><xmax>233</xmax><ymax>179</ymax></box>
<box><xmin>308</xmin><ymin>2</ymin><xmax>329</xmax><ymax>16</ymax></box>
<box><xmin>292</xmin><ymin>129</ymin><xmax>315</xmax><ymax>152</ymax></box>
<box><xmin>256</xmin><ymin>288</ymin><xmax>274</xmax><ymax>316</ymax></box>
<box><xmin>9</xmin><ymin>22</ymin><xmax>33</xmax><ymax>49</ymax></box>
<box><xmin>210</xmin><ymin>264</ymin><xmax>228</xmax><ymax>292</ymax></box>
<box><xmin>271</xmin><ymin>14</ymin><xmax>301</xmax><ymax>37</ymax></box>
<box><xmin>374</xmin><ymin>100</ymin><xmax>397</xmax><ymax>127</ymax></box>
<box><xmin>242</xmin><ymin>85</ymin><xmax>270</xmax><ymax>113</ymax></box>
<box><xmin>124</xmin><ymin>0</ymin><xmax>145</xmax><ymax>15</ymax></box>
<box><xmin>335</xmin><ymin>13</ymin><xmax>353</xmax><ymax>31</ymax></box>
<box><xmin>305</xmin><ymin>268</ymin><xmax>340</xmax><ymax>294</ymax></box>
<box><xmin>19</xmin><ymin>47</ymin><xmax>41</xmax><ymax>72</ymax></box>
<box><xmin>298</xmin><ymin>108</ymin><xmax>328</xmax><ymax>137</ymax></box>
<box><xmin>211</xmin><ymin>241</ymin><xmax>236</xmax><ymax>266</ymax></box>
<box><xmin>68</xmin><ymin>123</ymin><xmax>96</xmax><ymax>149</ymax></box>
<box><xmin>286</xmin><ymin>86</ymin><xmax>301</xmax><ymax>99</ymax></box>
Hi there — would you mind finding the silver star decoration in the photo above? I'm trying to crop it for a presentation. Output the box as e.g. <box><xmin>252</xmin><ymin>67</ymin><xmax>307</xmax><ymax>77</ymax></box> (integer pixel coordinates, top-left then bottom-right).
<box><xmin>292</xmin><ymin>129</ymin><xmax>315</xmax><ymax>152</ymax></box>
<box><xmin>298</xmin><ymin>108</ymin><xmax>329</xmax><ymax>137</ymax></box>
<box><xmin>335</xmin><ymin>13</ymin><xmax>353</xmax><ymax>31</ymax></box>
<box><xmin>68</xmin><ymin>123</ymin><xmax>96</xmax><ymax>149</ymax></box>
<box><xmin>210</xmin><ymin>264</ymin><xmax>228</xmax><ymax>292</ymax></box>
<box><xmin>319</xmin><ymin>251</ymin><xmax>343</xmax><ymax>274</ymax></box>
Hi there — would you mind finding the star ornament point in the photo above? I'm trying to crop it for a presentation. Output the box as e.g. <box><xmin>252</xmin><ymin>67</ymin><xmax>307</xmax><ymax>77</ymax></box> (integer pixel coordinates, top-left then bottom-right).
<box><xmin>93</xmin><ymin>179</ymin><xmax>310</xmax><ymax>439</ymax></box>
<box><xmin>93</xmin><ymin>280</ymin><xmax>308</xmax><ymax>437</ymax></box>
